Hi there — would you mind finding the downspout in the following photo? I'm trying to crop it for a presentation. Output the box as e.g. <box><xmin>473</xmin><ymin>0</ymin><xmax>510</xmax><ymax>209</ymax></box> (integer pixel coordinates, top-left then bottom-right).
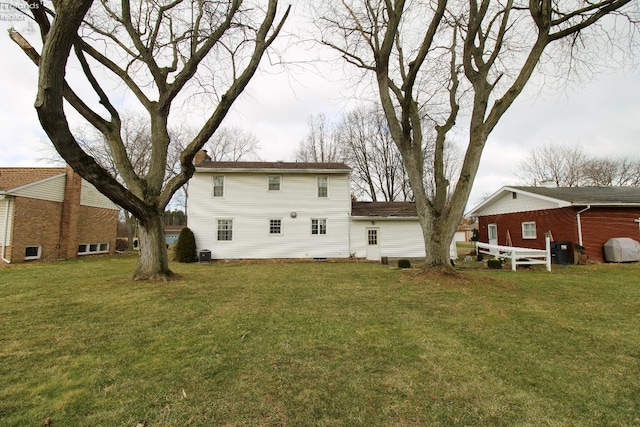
<box><xmin>1</xmin><ymin>197</ymin><xmax>11</xmax><ymax>263</ymax></box>
<box><xmin>576</xmin><ymin>205</ymin><xmax>591</xmax><ymax>246</ymax></box>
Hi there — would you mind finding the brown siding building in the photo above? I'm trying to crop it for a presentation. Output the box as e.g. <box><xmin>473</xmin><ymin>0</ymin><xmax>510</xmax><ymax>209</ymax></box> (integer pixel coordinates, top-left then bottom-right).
<box><xmin>0</xmin><ymin>166</ymin><xmax>119</xmax><ymax>264</ymax></box>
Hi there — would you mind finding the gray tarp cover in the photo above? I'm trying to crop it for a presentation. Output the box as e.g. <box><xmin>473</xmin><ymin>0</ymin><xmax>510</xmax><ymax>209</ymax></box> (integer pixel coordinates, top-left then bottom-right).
<box><xmin>603</xmin><ymin>237</ymin><xmax>640</xmax><ymax>262</ymax></box>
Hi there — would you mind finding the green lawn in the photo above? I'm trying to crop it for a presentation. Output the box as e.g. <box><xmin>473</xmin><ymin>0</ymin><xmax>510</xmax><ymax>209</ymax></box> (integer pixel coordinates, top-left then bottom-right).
<box><xmin>1</xmin><ymin>256</ymin><xmax>639</xmax><ymax>426</ymax></box>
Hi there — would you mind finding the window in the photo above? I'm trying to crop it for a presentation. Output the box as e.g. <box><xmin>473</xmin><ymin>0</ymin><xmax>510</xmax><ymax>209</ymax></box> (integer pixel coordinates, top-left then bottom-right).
<box><xmin>25</xmin><ymin>246</ymin><xmax>41</xmax><ymax>260</ymax></box>
<box><xmin>368</xmin><ymin>229</ymin><xmax>378</xmax><ymax>246</ymax></box>
<box><xmin>317</xmin><ymin>176</ymin><xmax>328</xmax><ymax>198</ymax></box>
<box><xmin>269</xmin><ymin>219</ymin><xmax>282</xmax><ymax>235</ymax></box>
<box><xmin>217</xmin><ymin>219</ymin><xmax>233</xmax><ymax>241</ymax></box>
<box><xmin>311</xmin><ymin>218</ymin><xmax>327</xmax><ymax>235</ymax></box>
<box><xmin>268</xmin><ymin>176</ymin><xmax>281</xmax><ymax>191</ymax></box>
<box><xmin>213</xmin><ymin>176</ymin><xmax>224</xmax><ymax>197</ymax></box>
<box><xmin>78</xmin><ymin>243</ymin><xmax>110</xmax><ymax>255</ymax></box>
<box><xmin>522</xmin><ymin>222</ymin><xmax>537</xmax><ymax>239</ymax></box>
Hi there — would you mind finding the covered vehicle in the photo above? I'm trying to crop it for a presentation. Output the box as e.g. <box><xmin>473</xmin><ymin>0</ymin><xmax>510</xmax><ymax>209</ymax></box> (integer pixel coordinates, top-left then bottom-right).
<box><xmin>603</xmin><ymin>237</ymin><xmax>640</xmax><ymax>263</ymax></box>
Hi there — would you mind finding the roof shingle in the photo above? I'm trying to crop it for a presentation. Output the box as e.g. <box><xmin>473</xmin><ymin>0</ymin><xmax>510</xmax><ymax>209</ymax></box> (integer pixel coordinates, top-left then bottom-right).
<box><xmin>0</xmin><ymin>167</ymin><xmax>66</xmax><ymax>192</ymax></box>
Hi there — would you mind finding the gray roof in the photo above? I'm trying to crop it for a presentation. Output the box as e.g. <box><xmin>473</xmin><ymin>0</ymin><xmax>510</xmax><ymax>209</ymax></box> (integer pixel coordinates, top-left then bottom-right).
<box><xmin>510</xmin><ymin>186</ymin><xmax>640</xmax><ymax>205</ymax></box>
<box><xmin>197</xmin><ymin>161</ymin><xmax>351</xmax><ymax>172</ymax></box>
<box><xmin>351</xmin><ymin>201</ymin><xmax>418</xmax><ymax>217</ymax></box>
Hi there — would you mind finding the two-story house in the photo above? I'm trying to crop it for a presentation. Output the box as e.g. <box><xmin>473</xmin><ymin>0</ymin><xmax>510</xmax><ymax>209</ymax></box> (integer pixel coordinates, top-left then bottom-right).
<box><xmin>1</xmin><ymin>165</ymin><xmax>120</xmax><ymax>264</ymax></box>
<box><xmin>187</xmin><ymin>152</ymin><xmax>457</xmax><ymax>261</ymax></box>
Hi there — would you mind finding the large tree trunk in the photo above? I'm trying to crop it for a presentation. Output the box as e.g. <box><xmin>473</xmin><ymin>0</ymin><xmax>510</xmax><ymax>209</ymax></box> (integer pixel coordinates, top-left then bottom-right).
<box><xmin>134</xmin><ymin>213</ymin><xmax>172</xmax><ymax>281</ymax></box>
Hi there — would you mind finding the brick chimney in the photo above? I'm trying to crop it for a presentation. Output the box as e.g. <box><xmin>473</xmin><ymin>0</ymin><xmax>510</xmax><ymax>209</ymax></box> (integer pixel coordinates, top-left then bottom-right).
<box><xmin>194</xmin><ymin>150</ymin><xmax>211</xmax><ymax>165</ymax></box>
<box><xmin>58</xmin><ymin>165</ymin><xmax>82</xmax><ymax>260</ymax></box>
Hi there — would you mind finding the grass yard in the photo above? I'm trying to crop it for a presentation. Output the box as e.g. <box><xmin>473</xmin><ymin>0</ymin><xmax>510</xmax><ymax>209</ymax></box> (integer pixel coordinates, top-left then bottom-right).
<box><xmin>0</xmin><ymin>256</ymin><xmax>639</xmax><ymax>426</ymax></box>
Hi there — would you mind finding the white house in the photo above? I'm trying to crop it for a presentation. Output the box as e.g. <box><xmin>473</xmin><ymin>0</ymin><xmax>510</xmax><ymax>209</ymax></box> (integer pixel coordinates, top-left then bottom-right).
<box><xmin>187</xmin><ymin>155</ymin><xmax>456</xmax><ymax>261</ymax></box>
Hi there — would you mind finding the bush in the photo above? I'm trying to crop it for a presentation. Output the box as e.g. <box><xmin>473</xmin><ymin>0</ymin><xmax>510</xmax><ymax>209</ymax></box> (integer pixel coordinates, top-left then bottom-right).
<box><xmin>398</xmin><ymin>259</ymin><xmax>412</xmax><ymax>269</ymax></box>
<box><xmin>487</xmin><ymin>259</ymin><xmax>502</xmax><ymax>269</ymax></box>
<box><xmin>174</xmin><ymin>227</ymin><xmax>197</xmax><ymax>263</ymax></box>
<box><xmin>476</xmin><ymin>252</ymin><xmax>484</xmax><ymax>262</ymax></box>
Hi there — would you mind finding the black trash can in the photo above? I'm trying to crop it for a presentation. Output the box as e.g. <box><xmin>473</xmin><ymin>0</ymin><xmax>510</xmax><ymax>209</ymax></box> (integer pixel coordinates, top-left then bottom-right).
<box><xmin>551</xmin><ymin>241</ymin><xmax>570</xmax><ymax>265</ymax></box>
<box><xmin>199</xmin><ymin>249</ymin><xmax>211</xmax><ymax>263</ymax></box>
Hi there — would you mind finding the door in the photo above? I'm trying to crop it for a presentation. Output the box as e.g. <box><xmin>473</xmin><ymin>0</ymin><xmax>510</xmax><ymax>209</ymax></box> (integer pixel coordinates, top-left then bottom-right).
<box><xmin>366</xmin><ymin>228</ymin><xmax>380</xmax><ymax>261</ymax></box>
<box><xmin>488</xmin><ymin>223</ymin><xmax>498</xmax><ymax>255</ymax></box>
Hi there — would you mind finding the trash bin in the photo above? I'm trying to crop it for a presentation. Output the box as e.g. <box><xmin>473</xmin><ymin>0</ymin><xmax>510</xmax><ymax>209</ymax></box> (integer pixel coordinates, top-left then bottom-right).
<box><xmin>551</xmin><ymin>241</ymin><xmax>570</xmax><ymax>265</ymax></box>
<box><xmin>199</xmin><ymin>249</ymin><xmax>211</xmax><ymax>263</ymax></box>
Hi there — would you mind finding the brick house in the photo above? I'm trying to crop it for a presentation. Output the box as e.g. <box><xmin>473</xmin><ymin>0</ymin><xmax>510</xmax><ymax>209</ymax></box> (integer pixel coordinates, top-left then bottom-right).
<box><xmin>0</xmin><ymin>166</ymin><xmax>120</xmax><ymax>264</ymax></box>
<box><xmin>469</xmin><ymin>186</ymin><xmax>640</xmax><ymax>263</ymax></box>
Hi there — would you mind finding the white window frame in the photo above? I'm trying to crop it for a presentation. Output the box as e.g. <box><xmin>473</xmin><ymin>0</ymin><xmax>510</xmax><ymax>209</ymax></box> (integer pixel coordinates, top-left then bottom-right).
<box><xmin>212</xmin><ymin>175</ymin><xmax>225</xmax><ymax>198</ymax></box>
<box><xmin>522</xmin><ymin>221</ymin><xmax>537</xmax><ymax>239</ymax></box>
<box><xmin>311</xmin><ymin>218</ymin><xmax>327</xmax><ymax>235</ymax></box>
<box><xmin>317</xmin><ymin>176</ymin><xmax>328</xmax><ymax>198</ymax></box>
<box><xmin>78</xmin><ymin>242</ymin><xmax>110</xmax><ymax>255</ymax></box>
<box><xmin>217</xmin><ymin>219</ymin><xmax>233</xmax><ymax>241</ymax></box>
<box><xmin>24</xmin><ymin>245</ymin><xmax>42</xmax><ymax>260</ymax></box>
<box><xmin>269</xmin><ymin>218</ymin><xmax>282</xmax><ymax>235</ymax></box>
<box><xmin>268</xmin><ymin>175</ymin><xmax>281</xmax><ymax>191</ymax></box>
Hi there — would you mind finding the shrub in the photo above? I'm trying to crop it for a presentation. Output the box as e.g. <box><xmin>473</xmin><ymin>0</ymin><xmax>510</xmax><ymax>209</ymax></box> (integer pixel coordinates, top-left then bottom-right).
<box><xmin>174</xmin><ymin>227</ymin><xmax>197</xmax><ymax>263</ymax></box>
<box><xmin>476</xmin><ymin>252</ymin><xmax>484</xmax><ymax>262</ymax></box>
<box><xmin>398</xmin><ymin>259</ymin><xmax>412</xmax><ymax>269</ymax></box>
<box><xmin>487</xmin><ymin>259</ymin><xmax>502</xmax><ymax>269</ymax></box>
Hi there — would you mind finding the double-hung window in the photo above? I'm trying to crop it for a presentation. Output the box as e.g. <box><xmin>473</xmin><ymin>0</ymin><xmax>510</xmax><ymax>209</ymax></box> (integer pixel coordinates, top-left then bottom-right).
<box><xmin>213</xmin><ymin>176</ymin><xmax>224</xmax><ymax>197</ymax></box>
<box><xmin>217</xmin><ymin>219</ymin><xmax>233</xmax><ymax>241</ymax></box>
<box><xmin>522</xmin><ymin>221</ymin><xmax>537</xmax><ymax>239</ymax></box>
<box><xmin>268</xmin><ymin>176</ymin><xmax>281</xmax><ymax>191</ymax></box>
<box><xmin>311</xmin><ymin>218</ymin><xmax>327</xmax><ymax>235</ymax></box>
<box><xmin>317</xmin><ymin>177</ymin><xmax>328</xmax><ymax>198</ymax></box>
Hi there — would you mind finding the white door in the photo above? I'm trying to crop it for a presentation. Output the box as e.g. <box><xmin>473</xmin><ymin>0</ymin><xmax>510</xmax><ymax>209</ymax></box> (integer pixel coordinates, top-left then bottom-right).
<box><xmin>488</xmin><ymin>224</ymin><xmax>498</xmax><ymax>255</ymax></box>
<box><xmin>366</xmin><ymin>228</ymin><xmax>381</xmax><ymax>261</ymax></box>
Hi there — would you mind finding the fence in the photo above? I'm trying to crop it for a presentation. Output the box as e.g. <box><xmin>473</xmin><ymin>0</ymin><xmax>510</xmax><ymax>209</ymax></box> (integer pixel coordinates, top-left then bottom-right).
<box><xmin>476</xmin><ymin>235</ymin><xmax>551</xmax><ymax>272</ymax></box>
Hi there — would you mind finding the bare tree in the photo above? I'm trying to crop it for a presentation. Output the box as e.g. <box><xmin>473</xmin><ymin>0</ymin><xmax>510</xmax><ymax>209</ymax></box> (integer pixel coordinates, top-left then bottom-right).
<box><xmin>337</xmin><ymin>106</ymin><xmax>409</xmax><ymax>201</ymax></box>
<box><xmin>295</xmin><ymin>113</ymin><xmax>344</xmax><ymax>162</ymax></box>
<box><xmin>518</xmin><ymin>143</ymin><xmax>640</xmax><ymax>187</ymax></box>
<box><xmin>517</xmin><ymin>144</ymin><xmax>589</xmax><ymax>187</ymax></box>
<box><xmin>10</xmin><ymin>0</ymin><xmax>290</xmax><ymax>280</ymax></box>
<box><xmin>204</xmin><ymin>126</ymin><xmax>261</xmax><ymax>161</ymax></box>
<box><xmin>319</xmin><ymin>0</ymin><xmax>638</xmax><ymax>271</ymax></box>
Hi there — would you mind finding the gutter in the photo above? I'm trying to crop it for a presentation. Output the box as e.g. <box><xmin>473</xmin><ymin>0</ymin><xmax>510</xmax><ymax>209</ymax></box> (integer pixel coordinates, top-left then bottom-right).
<box><xmin>576</xmin><ymin>205</ymin><xmax>591</xmax><ymax>247</ymax></box>
<box><xmin>1</xmin><ymin>196</ymin><xmax>11</xmax><ymax>263</ymax></box>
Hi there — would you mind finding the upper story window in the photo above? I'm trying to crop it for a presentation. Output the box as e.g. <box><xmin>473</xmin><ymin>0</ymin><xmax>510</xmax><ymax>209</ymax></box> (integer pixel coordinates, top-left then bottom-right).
<box><xmin>522</xmin><ymin>221</ymin><xmax>536</xmax><ymax>239</ymax></box>
<box><xmin>213</xmin><ymin>176</ymin><xmax>224</xmax><ymax>197</ymax></box>
<box><xmin>268</xmin><ymin>176</ymin><xmax>281</xmax><ymax>191</ymax></box>
<box><xmin>317</xmin><ymin>176</ymin><xmax>328</xmax><ymax>198</ymax></box>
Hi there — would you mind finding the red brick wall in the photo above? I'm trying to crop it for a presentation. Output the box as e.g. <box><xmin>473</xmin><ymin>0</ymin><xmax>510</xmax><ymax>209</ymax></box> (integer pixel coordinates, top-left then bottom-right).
<box><xmin>58</xmin><ymin>166</ymin><xmax>82</xmax><ymax>259</ymax></box>
<box><xmin>478</xmin><ymin>206</ymin><xmax>640</xmax><ymax>263</ymax></box>
<box><xmin>10</xmin><ymin>197</ymin><xmax>63</xmax><ymax>263</ymax></box>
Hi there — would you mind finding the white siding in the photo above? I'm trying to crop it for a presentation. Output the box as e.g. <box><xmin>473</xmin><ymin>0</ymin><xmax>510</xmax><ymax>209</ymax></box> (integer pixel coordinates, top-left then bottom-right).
<box><xmin>11</xmin><ymin>174</ymin><xmax>65</xmax><ymax>202</ymax></box>
<box><xmin>0</xmin><ymin>196</ymin><xmax>13</xmax><ymax>245</ymax></box>
<box><xmin>188</xmin><ymin>171</ymin><xmax>351</xmax><ymax>259</ymax></box>
<box><xmin>350</xmin><ymin>219</ymin><xmax>426</xmax><ymax>258</ymax></box>
<box><xmin>475</xmin><ymin>191</ymin><xmax>561</xmax><ymax>216</ymax></box>
<box><xmin>80</xmin><ymin>180</ymin><xmax>119</xmax><ymax>210</ymax></box>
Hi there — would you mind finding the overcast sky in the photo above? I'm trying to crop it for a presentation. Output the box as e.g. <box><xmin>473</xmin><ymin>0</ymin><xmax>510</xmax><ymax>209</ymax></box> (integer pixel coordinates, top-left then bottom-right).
<box><xmin>1</xmin><ymin>5</ymin><xmax>639</xmax><ymax>212</ymax></box>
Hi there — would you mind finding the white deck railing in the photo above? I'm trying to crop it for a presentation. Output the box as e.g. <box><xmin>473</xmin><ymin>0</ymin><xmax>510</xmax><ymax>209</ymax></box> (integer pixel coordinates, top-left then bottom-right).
<box><xmin>476</xmin><ymin>235</ymin><xmax>551</xmax><ymax>272</ymax></box>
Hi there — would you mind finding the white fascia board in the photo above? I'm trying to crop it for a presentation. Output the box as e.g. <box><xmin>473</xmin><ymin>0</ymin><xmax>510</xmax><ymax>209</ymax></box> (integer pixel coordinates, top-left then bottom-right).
<box><xmin>195</xmin><ymin>167</ymin><xmax>349</xmax><ymax>174</ymax></box>
<box><xmin>350</xmin><ymin>216</ymin><xmax>419</xmax><ymax>221</ymax></box>
<box><xmin>468</xmin><ymin>186</ymin><xmax>571</xmax><ymax>216</ymax></box>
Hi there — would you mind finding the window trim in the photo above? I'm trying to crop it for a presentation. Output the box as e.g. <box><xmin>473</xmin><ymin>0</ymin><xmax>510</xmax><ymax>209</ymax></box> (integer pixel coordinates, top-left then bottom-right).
<box><xmin>212</xmin><ymin>175</ymin><xmax>225</xmax><ymax>198</ymax></box>
<box><xmin>521</xmin><ymin>221</ymin><xmax>537</xmax><ymax>239</ymax></box>
<box><xmin>217</xmin><ymin>218</ymin><xmax>233</xmax><ymax>241</ymax></box>
<box><xmin>311</xmin><ymin>218</ymin><xmax>327</xmax><ymax>235</ymax></box>
<box><xmin>24</xmin><ymin>245</ymin><xmax>42</xmax><ymax>260</ymax></box>
<box><xmin>317</xmin><ymin>176</ymin><xmax>328</xmax><ymax>198</ymax></box>
<box><xmin>269</xmin><ymin>218</ymin><xmax>283</xmax><ymax>236</ymax></box>
<box><xmin>78</xmin><ymin>242</ymin><xmax>110</xmax><ymax>255</ymax></box>
<box><xmin>268</xmin><ymin>175</ymin><xmax>281</xmax><ymax>192</ymax></box>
